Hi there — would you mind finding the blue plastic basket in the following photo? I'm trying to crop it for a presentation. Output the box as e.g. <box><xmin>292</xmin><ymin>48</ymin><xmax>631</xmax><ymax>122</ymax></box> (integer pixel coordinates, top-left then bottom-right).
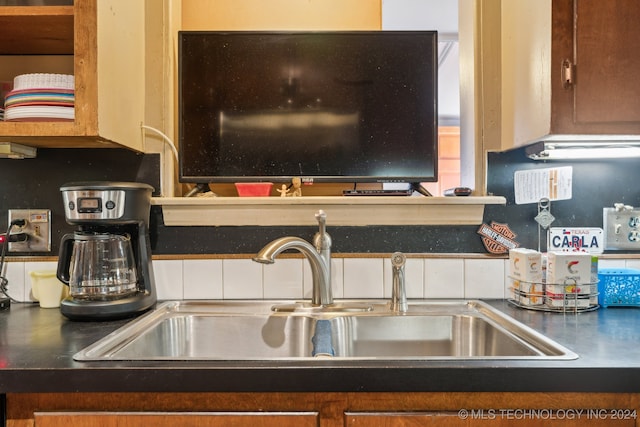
<box><xmin>598</xmin><ymin>268</ymin><xmax>640</xmax><ymax>307</ymax></box>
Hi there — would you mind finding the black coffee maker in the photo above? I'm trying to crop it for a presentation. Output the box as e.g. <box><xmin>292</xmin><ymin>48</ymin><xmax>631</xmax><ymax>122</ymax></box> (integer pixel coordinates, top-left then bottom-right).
<box><xmin>57</xmin><ymin>181</ymin><xmax>157</xmax><ymax>320</ymax></box>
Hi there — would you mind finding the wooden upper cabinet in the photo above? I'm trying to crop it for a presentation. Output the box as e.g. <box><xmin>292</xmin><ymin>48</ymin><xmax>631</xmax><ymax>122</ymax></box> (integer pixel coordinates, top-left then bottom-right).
<box><xmin>0</xmin><ymin>5</ymin><xmax>73</xmax><ymax>55</ymax></box>
<box><xmin>501</xmin><ymin>0</ymin><xmax>640</xmax><ymax>149</ymax></box>
<box><xmin>551</xmin><ymin>0</ymin><xmax>640</xmax><ymax>134</ymax></box>
<box><xmin>0</xmin><ymin>0</ymin><xmax>150</xmax><ymax>151</ymax></box>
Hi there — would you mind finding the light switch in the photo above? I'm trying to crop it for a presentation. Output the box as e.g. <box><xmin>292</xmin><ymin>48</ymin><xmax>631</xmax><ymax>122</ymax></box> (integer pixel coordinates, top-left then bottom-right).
<box><xmin>604</xmin><ymin>206</ymin><xmax>640</xmax><ymax>250</ymax></box>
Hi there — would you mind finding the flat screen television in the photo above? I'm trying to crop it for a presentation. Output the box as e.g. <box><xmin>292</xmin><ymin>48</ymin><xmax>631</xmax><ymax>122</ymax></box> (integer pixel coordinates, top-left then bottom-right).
<box><xmin>178</xmin><ymin>31</ymin><xmax>438</xmax><ymax>185</ymax></box>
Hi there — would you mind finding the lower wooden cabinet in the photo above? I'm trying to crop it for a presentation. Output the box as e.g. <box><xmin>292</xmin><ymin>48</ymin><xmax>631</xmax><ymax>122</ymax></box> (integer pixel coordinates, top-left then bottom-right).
<box><xmin>346</xmin><ymin>411</ymin><xmax>636</xmax><ymax>426</ymax></box>
<box><xmin>6</xmin><ymin>392</ymin><xmax>639</xmax><ymax>427</ymax></box>
<box><xmin>33</xmin><ymin>412</ymin><xmax>318</xmax><ymax>427</ymax></box>
<box><xmin>346</xmin><ymin>412</ymin><xmax>469</xmax><ymax>426</ymax></box>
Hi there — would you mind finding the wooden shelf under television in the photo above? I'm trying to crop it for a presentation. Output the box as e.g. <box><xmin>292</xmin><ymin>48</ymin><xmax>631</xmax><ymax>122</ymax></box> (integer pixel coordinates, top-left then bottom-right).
<box><xmin>153</xmin><ymin>196</ymin><xmax>507</xmax><ymax>226</ymax></box>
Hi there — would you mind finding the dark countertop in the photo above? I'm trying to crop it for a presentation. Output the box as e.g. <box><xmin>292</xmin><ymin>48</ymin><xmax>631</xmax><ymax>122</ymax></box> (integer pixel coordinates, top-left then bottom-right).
<box><xmin>1</xmin><ymin>299</ymin><xmax>639</xmax><ymax>394</ymax></box>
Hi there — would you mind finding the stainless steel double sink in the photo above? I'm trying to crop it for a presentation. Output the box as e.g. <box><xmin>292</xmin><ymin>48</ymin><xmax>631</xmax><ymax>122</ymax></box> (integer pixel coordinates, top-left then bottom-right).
<box><xmin>73</xmin><ymin>300</ymin><xmax>578</xmax><ymax>361</ymax></box>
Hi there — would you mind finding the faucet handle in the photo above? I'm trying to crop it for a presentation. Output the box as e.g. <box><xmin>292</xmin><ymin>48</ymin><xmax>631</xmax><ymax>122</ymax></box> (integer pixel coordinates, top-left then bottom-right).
<box><xmin>313</xmin><ymin>210</ymin><xmax>331</xmax><ymax>251</ymax></box>
<box><xmin>315</xmin><ymin>210</ymin><xmax>326</xmax><ymax>234</ymax></box>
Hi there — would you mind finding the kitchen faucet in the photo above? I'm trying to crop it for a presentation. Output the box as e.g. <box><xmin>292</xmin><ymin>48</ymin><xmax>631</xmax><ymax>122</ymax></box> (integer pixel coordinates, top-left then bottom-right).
<box><xmin>253</xmin><ymin>210</ymin><xmax>333</xmax><ymax>306</ymax></box>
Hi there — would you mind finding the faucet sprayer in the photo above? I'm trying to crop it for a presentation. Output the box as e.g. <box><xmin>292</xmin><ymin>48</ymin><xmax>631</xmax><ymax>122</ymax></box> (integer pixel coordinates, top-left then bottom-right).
<box><xmin>390</xmin><ymin>252</ymin><xmax>408</xmax><ymax>313</ymax></box>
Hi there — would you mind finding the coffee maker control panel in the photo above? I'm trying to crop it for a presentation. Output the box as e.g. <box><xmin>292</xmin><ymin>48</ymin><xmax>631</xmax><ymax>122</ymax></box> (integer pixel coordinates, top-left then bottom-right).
<box><xmin>63</xmin><ymin>190</ymin><xmax>126</xmax><ymax>221</ymax></box>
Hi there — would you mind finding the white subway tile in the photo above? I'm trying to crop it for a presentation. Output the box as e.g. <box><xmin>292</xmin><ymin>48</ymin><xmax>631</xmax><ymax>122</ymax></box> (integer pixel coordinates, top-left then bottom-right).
<box><xmin>223</xmin><ymin>259</ymin><xmax>263</xmax><ymax>299</ymax></box>
<box><xmin>383</xmin><ymin>257</ymin><xmax>424</xmax><ymax>299</ymax></box>
<box><xmin>3</xmin><ymin>261</ymin><xmax>25</xmax><ymax>302</ymax></box>
<box><xmin>331</xmin><ymin>258</ymin><xmax>345</xmax><ymax>299</ymax></box>
<box><xmin>625</xmin><ymin>259</ymin><xmax>640</xmax><ymax>270</ymax></box>
<box><xmin>503</xmin><ymin>259</ymin><xmax>512</xmax><ymax>299</ymax></box>
<box><xmin>183</xmin><ymin>259</ymin><xmax>223</xmax><ymax>299</ymax></box>
<box><xmin>152</xmin><ymin>259</ymin><xmax>184</xmax><ymax>301</ymax></box>
<box><xmin>598</xmin><ymin>259</ymin><xmax>626</xmax><ymax>269</ymax></box>
<box><xmin>263</xmin><ymin>258</ymin><xmax>303</xmax><ymax>299</ymax></box>
<box><xmin>21</xmin><ymin>256</ymin><xmax>640</xmax><ymax>304</ymax></box>
<box><xmin>343</xmin><ymin>258</ymin><xmax>384</xmax><ymax>298</ymax></box>
<box><xmin>424</xmin><ymin>258</ymin><xmax>464</xmax><ymax>298</ymax></box>
<box><xmin>464</xmin><ymin>258</ymin><xmax>505</xmax><ymax>299</ymax></box>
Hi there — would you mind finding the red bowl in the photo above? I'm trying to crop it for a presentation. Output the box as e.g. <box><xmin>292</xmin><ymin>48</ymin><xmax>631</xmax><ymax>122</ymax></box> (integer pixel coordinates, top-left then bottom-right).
<box><xmin>234</xmin><ymin>182</ymin><xmax>273</xmax><ymax>197</ymax></box>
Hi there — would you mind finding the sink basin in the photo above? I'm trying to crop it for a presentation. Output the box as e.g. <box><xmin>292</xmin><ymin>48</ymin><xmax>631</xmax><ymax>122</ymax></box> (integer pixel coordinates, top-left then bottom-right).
<box><xmin>73</xmin><ymin>300</ymin><xmax>578</xmax><ymax>361</ymax></box>
<box><xmin>330</xmin><ymin>315</ymin><xmax>543</xmax><ymax>358</ymax></box>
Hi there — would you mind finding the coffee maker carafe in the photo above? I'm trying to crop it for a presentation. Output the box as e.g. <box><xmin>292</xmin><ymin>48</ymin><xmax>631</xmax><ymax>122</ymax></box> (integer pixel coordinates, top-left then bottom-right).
<box><xmin>57</xmin><ymin>182</ymin><xmax>156</xmax><ymax>320</ymax></box>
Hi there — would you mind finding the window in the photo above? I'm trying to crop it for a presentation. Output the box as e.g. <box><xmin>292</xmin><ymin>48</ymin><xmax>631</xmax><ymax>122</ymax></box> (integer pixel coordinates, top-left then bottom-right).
<box><xmin>382</xmin><ymin>0</ymin><xmax>463</xmax><ymax>196</ymax></box>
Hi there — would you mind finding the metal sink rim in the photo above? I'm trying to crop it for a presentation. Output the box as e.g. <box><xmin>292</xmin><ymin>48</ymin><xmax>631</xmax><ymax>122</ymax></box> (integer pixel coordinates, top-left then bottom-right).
<box><xmin>72</xmin><ymin>299</ymin><xmax>579</xmax><ymax>361</ymax></box>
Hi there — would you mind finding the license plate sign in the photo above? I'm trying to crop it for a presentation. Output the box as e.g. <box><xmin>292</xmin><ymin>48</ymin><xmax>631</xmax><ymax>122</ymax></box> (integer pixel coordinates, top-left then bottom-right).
<box><xmin>548</xmin><ymin>227</ymin><xmax>603</xmax><ymax>254</ymax></box>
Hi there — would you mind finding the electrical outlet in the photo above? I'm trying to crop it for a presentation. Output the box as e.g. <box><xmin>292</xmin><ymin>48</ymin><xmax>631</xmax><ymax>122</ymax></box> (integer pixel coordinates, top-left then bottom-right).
<box><xmin>603</xmin><ymin>205</ymin><xmax>640</xmax><ymax>250</ymax></box>
<box><xmin>7</xmin><ymin>209</ymin><xmax>51</xmax><ymax>252</ymax></box>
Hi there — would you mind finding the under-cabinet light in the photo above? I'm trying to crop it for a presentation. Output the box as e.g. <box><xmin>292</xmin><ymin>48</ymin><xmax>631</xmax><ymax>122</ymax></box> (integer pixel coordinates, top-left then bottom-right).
<box><xmin>526</xmin><ymin>140</ymin><xmax>640</xmax><ymax>160</ymax></box>
<box><xmin>0</xmin><ymin>142</ymin><xmax>37</xmax><ymax>159</ymax></box>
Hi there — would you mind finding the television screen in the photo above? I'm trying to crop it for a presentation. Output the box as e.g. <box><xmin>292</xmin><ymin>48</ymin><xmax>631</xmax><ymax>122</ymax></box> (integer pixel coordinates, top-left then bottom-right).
<box><xmin>178</xmin><ymin>31</ymin><xmax>438</xmax><ymax>184</ymax></box>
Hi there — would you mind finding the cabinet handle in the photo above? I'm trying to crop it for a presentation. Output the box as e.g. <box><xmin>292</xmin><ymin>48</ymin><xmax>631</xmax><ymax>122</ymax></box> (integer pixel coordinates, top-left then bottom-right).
<box><xmin>562</xmin><ymin>59</ymin><xmax>574</xmax><ymax>89</ymax></box>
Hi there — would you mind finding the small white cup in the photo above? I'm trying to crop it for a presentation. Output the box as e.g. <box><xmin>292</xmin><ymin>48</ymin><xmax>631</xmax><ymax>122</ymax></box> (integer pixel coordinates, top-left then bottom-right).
<box><xmin>30</xmin><ymin>271</ymin><xmax>69</xmax><ymax>308</ymax></box>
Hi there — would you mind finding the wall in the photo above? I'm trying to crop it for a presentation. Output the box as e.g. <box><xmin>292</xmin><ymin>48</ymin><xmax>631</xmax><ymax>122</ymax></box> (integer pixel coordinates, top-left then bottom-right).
<box><xmin>0</xmin><ymin>146</ymin><xmax>495</xmax><ymax>308</ymax></box>
<box><xmin>485</xmin><ymin>147</ymin><xmax>640</xmax><ymax>251</ymax></box>
<box><xmin>2</xmin><ymin>137</ymin><xmax>636</xmax><ymax>304</ymax></box>
<box><xmin>4</xmin><ymin>141</ymin><xmax>638</xmax><ymax>305</ymax></box>
<box><xmin>181</xmin><ymin>0</ymin><xmax>381</xmax><ymax>30</ymax></box>
<box><xmin>0</xmin><ymin>149</ymin><xmax>160</xmax><ymax>254</ymax></box>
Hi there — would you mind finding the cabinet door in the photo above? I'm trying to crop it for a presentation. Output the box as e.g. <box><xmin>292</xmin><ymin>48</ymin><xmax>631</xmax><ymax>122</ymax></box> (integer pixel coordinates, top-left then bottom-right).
<box><xmin>345</xmin><ymin>412</ymin><xmax>468</xmax><ymax>426</ymax></box>
<box><xmin>33</xmin><ymin>412</ymin><xmax>318</xmax><ymax>427</ymax></box>
<box><xmin>552</xmin><ymin>0</ymin><xmax>640</xmax><ymax>134</ymax></box>
<box><xmin>345</xmin><ymin>412</ymin><xmax>636</xmax><ymax>427</ymax></box>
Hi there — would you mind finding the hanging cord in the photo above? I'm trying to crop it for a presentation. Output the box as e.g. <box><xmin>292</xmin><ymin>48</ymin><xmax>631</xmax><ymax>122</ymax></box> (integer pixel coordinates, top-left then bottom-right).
<box><xmin>0</xmin><ymin>219</ymin><xmax>26</xmax><ymax>302</ymax></box>
<box><xmin>141</xmin><ymin>124</ymin><xmax>180</xmax><ymax>197</ymax></box>
<box><xmin>141</xmin><ymin>124</ymin><xmax>179</xmax><ymax>163</ymax></box>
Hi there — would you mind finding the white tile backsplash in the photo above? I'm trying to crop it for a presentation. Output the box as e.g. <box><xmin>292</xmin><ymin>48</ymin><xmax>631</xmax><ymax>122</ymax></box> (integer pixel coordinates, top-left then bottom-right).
<box><xmin>12</xmin><ymin>256</ymin><xmax>640</xmax><ymax>303</ymax></box>
<box><xmin>153</xmin><ymin>259</ymin><xmax>184</xmax><ymax>301</ymax></box>
<box><xmin>183</xmin><ymin>259</ymin><xmax>223</xmax><ymax>299</ymax></box>
<box><xmin>263</xmin><ymin>258</ymin><xmax>303</xmax><ymax>299</ymax></box>
<box><xmin>3</xmin><ymin>261</ymin><xmax>25</xmax><ymax>301</ymax></box>
<box><xmin>222</xmin><ymin>259</ymin><xmax>263</xmax><ymax>299</ymax></box>
<box><xmin>424</xmin><ymin>258</ymin><xmax>464</xmax><ymax>298</ymax></box>
<box><xmin>623</xmin><ymin>259</ymin><xmax>640</xmax><ymax>270</ymax></box>
<box><xmin>464</xmin><ymin>258</ymin><xmax>505</xmax><ymax>299</ymax></box>
<box><xmin>343</xmin><ymin>258</ymin><xmax>384</xmax><ymax>298</ymax></box>
<box><xmin>599</xmin><ymin>259</ymin><xmax>627</xmax><ymax>269</ymax></box>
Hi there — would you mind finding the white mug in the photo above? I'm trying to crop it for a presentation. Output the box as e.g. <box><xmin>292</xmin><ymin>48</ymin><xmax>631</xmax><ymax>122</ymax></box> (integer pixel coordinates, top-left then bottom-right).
<box><xmin>30</xmin><ymin>271</ymin><xmax>68</xmax><ymax>308</ymax></box>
